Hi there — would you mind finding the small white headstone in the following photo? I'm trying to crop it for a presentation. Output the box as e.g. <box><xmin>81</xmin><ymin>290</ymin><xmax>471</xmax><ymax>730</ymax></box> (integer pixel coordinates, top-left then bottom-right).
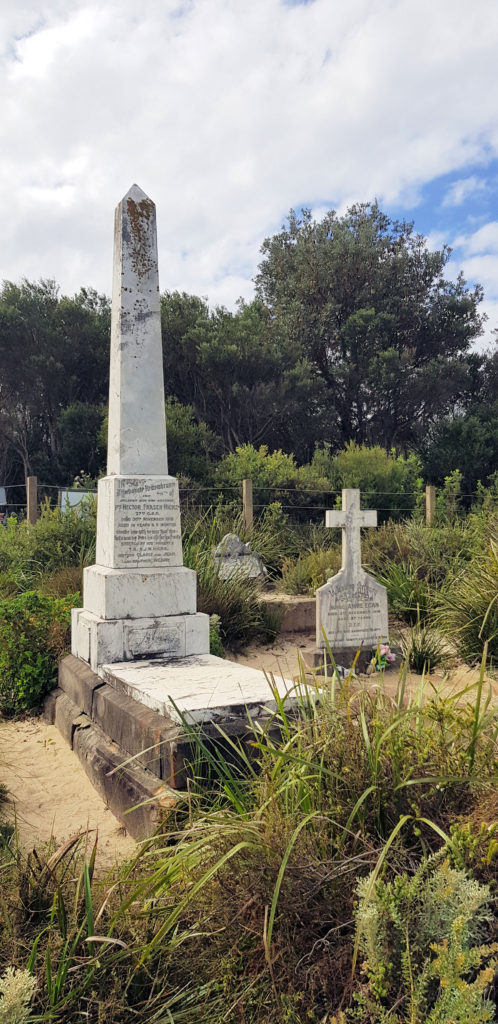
<box><xmin>213</xmin><ymin>533</ymin><xmax>267</xmax><ymax>581</ymax></box>
<box><xmin>315</xmin><ymin>489</ymin><xmax>388</xmax><ymax>659</ymax></box>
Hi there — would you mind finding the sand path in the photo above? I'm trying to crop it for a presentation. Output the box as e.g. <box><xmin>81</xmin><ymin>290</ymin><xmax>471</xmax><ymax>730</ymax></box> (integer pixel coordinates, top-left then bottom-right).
<box><xmin>0</xmin><ymin>717</ymin><xmax>137</xmax><ymax>872</ymax></box>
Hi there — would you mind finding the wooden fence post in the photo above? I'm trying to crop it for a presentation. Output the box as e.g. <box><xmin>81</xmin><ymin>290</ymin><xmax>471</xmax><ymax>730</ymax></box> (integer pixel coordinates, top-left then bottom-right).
<box><xmin>242</xmin><ymin>478</ymin><xmax>254</xmax><ymax>532</ymax></box>
<box><xmin>26</xmin><ymin>475</ymin><xmax>38</xmax><ymax>524</ymax></box>
<box><xmin>425</xmin><ymin>484</ymin><xmax>436</xmax><ymax>526</ymax></box>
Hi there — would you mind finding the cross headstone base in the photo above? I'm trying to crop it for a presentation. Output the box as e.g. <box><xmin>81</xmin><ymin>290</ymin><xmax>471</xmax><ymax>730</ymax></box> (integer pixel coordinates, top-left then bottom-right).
<box><xmin>310</xmin><ymin>644</ymin><xmax>378</xmax><ymax>675</ymax></box>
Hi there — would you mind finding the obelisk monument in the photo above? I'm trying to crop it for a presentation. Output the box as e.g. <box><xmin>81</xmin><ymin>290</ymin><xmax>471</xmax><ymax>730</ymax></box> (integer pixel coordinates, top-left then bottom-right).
<box><xmin>72</xmin><ymin>185</ymin><xmax>209</xmax><ymax>671</ymax></box>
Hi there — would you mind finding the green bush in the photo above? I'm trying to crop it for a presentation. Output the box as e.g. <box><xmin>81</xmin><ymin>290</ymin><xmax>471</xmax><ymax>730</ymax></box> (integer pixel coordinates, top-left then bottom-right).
<box><xmin>278</xmin><ymin>547</ymin><xmax>341</xmax><ymax>594</ymax></box>
<box><xmin>312</xmin><ymin>441</ymin><xmax>423</xmax><ymax>523</ymax></box>
<box><xmin>214</xmin><ymin>443</ymin><xmax>332</xmax><ymax>520</ymax></box>
<box><xmin>0</xmin><ymin>590</ymin><xmax>79</xmax><ymax>716</ymax></box>
<box><xmin>435</xmin><ymin>539</ymin><xmax>498</xmax><ymax>664</ymax></box>
<box><xmin>353</xmin><ymin>857</ymin><xmax>496</xmax><ymax>1023</ymax></box>
<box><xmin>435</xmin><ymin>468</ymin><xmax>464</xmax><ymax>524</ymax></box>
<box><xmin>0</xmin><ymin>501</ymin><xmax>96</xmax><ymax>594</ymax></box>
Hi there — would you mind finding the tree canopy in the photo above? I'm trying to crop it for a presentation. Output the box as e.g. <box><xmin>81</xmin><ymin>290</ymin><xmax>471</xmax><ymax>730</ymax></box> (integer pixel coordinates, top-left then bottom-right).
<box><xmin>0</xmin><ymin>200</ymin><xmax>495</xmax><ymax>494</ymax></box>
<box><xmin>256</xmin><ymin>202</ymin><xmax>486</xmax><ymax>451</ymax></box>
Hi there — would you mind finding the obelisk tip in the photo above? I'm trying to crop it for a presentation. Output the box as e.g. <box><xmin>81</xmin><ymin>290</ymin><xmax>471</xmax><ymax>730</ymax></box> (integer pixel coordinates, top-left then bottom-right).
<box><xmin>122</xmin><ymin>183</ymin><xmax>150</xmax><ymax>203</ymax></box>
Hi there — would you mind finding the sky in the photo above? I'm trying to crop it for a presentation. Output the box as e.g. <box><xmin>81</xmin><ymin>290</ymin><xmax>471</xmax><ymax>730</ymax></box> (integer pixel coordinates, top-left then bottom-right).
<box><xmin>2</xmin><ymin>0</ymin><xmax>498</xmax><ymax>347</ymax></box>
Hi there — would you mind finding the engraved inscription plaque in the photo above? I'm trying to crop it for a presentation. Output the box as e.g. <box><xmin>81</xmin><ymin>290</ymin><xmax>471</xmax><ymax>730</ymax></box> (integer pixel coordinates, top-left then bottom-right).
<box><xmin>323</xmin><ymin>580</ymin><xmax>384</xmax><ymax>647</ymax></box>
<box><xmin>316</xmin><ymin>570</ymin><xmax>388</xmax><ymax>650</ymax></box>
<box><xmin>113</xmin><ymin>478</ymin><xmax>182</xmax><ymax>568</ymax></box>
<box><xmin>125</xmin><ymin>620</ymin><xmax>185</xmax><ymax>658</ymax></box>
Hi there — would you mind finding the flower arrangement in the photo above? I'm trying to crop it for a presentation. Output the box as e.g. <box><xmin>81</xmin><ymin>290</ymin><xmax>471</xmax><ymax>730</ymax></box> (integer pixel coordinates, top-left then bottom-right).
<box><xmin>372</xmin><ymin>643</ymin><xmax>396</xmax><ymax>671</ymax></box>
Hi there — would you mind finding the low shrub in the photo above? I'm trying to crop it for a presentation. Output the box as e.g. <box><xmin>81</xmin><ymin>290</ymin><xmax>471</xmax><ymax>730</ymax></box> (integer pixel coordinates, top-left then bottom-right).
<box><xmin>435</xmin><ymin>539</ymin><xmax>498</xmax><ymax>664</ymax></box>
<box><xmin>277</xmin><ymin>547</ymin><xmax>341</xmax><ymax>594</ymax></box>
<box><xmin>0</xmin><ymin>590</ymin><xmax>79</xmax><ymax>716</ymax></box>
<box><xmin>312</xmin><ymin>441</ymin><xmax>423</xmax><ymax>523</ymax></box>
<box><xmin>351</xmin><ymin>856</ymin><xmax>497</xmax><ymax>1023</ymax></box>
<box><xmin>0</xmin><ymin>500</ymin><xmax>96</xmax><ymax>594</ymax></box>
<box><xmin>40</xmin><ymin>565</ymin><xmax>84</xmax><ymax>597</ymax></box>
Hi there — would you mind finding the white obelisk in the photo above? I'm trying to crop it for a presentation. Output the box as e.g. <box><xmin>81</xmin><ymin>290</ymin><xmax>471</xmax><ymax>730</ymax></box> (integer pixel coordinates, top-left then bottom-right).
<box><xmin>72</xmin><ymin>186</ymin><xmax>209</xmax><ymax>672</ymax></box>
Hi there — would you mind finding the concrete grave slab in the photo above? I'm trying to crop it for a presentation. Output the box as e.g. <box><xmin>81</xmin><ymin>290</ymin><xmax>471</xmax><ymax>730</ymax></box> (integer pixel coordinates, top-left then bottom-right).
<box><xmin>102</xmin><ymin>654</ymin><xmax>296</xmax><ymax>725</ymax></box>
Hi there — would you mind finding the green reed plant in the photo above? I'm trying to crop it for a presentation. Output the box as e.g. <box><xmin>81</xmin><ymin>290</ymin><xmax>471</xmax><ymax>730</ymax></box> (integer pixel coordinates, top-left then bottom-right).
<box><xmin>399</xmin><ymin>616</ymin><xmax>447</xmax><ymax>672</ymax></box>
<box><xmin>374</xmin><ymin>558</ymin><xmax>430</xmax><ymax>624</ymax></box>
<box><xmin>436</xmin><ymin>539</ymin><xmax>498</xmax><ymax>663</ymax></box>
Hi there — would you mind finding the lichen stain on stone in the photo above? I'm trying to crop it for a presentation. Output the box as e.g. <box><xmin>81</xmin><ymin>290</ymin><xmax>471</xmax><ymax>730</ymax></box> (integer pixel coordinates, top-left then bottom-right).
<box><xmin>126</xmin><ymin>197</ymin><xmax>156</xmax><ymax>280</ymax></box>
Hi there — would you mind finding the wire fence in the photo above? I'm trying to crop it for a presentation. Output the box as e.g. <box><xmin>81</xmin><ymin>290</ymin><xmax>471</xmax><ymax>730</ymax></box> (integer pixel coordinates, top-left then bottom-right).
<box><xmin>1</xmin><ymin>476</ymin><xmax>496</xmax><ymax>528</ymax></box>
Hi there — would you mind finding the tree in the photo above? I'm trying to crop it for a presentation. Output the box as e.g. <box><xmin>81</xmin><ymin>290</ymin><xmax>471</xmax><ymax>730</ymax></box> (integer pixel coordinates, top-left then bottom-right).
<box><xmin>422</xmin><ymin>401</ymin><xmax>498</xmax><ymax>497</ymax></box>
<box><xmin>161</xmin><ymin>292</ymin><xmax>322</xmax><ymax>459</ymax></box>
<box><xmin>0</xmin><ymin>280</ymin><xmax>110</xmax><ymax>483</ymax></box>
<box><xmin>255</xmin><ymin>203</ymin><xmax>487</xmax><ymax>452</ymax></box>
<box><xmin>165</xmin><ymin>397</ymin><xmax>221</xmax><ymax>481</ymax></box>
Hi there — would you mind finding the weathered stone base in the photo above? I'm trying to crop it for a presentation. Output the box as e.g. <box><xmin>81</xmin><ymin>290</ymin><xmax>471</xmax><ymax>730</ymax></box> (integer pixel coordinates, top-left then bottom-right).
<box><xmin>71</xmin><ymin>607</ymin><xmax>210</xmax><ymax>673</ymax></box>
<box><xmin>44</xmin><ymin>658</ymin><xmax>181</xmax><ymax>839</ymax></box>
<box><xmin>101</xmin><ymin>654</ymin><xmax>297</xmax><ymax>724</ymax></box>
<box><xmin>311</xmin><ymin>645</ymin><xmax>374</xmax><ymax>674</ymax></box>
<box><xmin>50</xmin><ymin>654</ymin><xmax>297</xmax><ymax>837</ymax></box>
<box><xmin>83</xmin><ymin>563</ymin><xmax>196</xmax><ymax>620</ymax></box>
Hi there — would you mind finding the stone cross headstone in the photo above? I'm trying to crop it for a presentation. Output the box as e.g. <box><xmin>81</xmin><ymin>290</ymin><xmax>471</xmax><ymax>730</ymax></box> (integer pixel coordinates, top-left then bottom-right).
<box><xmin>315</xmin><ymin>488</ymin><xmax>388</xmax><ymax>667</ymax></box>
<box><xmin>71</xmin><ymin>185</ymin><xmax>210</xmax><ymax>672</ymax></box>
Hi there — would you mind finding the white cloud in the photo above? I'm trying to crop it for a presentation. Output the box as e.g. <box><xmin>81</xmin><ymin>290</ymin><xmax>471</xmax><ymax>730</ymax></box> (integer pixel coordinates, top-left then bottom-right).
<box><xmin>456</xmin><ymin>222</ymin><xmax>498</xmax><ymax>255</ymax></box>
<box><xmin>442</xmin><ymin>175</ymin><xmax>488</xmax><ymax>207</ymax></box>
<box><xmin>449</xmin><ymin>221</ymin><xmax>498</xmax><ymax>345</ymax></box>
<box><xmin>1</xmin><ymin>0</ymin><xmax>498</xmax><ymax>312</ymax></box>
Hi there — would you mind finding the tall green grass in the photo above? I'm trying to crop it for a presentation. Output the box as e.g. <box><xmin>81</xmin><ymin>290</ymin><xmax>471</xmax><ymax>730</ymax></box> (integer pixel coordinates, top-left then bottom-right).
<box><xmin>2</xmin><ymin>665</ymin><xmax>497</xmax><ymax>1022</ymax></box>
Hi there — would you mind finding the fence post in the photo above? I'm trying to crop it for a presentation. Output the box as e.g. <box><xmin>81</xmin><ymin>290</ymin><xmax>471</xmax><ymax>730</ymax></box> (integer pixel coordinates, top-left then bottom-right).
<box><xmin>27</xmin><ymin>475</ymin><xmax>38</xmax><ymax>524</ymax></box>
<box><xmin>425</xmin><ymin>484</ymin><xmax>436</xmax><ymax>526</ymax></box>
<box><xmin>242</xmin><ymin>478</ymin><xmax>253</xmax><ymax>532</ymax></box>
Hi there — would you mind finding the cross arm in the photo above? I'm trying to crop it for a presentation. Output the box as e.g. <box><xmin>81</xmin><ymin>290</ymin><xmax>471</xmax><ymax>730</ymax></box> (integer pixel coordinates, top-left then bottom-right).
<box><xmin>361</xmin><ymin>511</ymin><xmax>377</xmax><ymax>527</ymax></box>
<box><xmin>325</xmin><ymin>511</ymin><xmax>346</xmax><ymax>528</ymax></box>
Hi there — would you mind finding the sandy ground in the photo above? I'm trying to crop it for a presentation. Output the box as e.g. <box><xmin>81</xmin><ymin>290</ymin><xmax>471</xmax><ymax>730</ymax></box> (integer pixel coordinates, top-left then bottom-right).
<box><xmin>0</xmin><ymin>718</ymin><xmax>137</xmax><ymax>872</ymax></box>
<box><xmin>1</xmin><ymin>629</ymin><xmax>495</xmax><ymax>871</ymax></box>
<box><xmin>227</xmin><ymin>629</ymin><xmax>496</xmax><ymax>700</ymax></box>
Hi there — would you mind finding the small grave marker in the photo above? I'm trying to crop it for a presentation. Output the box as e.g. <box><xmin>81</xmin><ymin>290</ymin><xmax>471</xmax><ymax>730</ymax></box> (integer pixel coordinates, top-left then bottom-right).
<box><xmin>315</xmin><ymin>488</ymin><xmax>388</xmax><ymax>669</ymax></box>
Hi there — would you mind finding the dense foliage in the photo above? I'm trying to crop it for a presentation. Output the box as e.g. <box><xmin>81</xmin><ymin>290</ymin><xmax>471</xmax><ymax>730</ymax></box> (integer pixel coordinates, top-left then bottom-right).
<box><xmin>0</xmin><ymin>202</ymin><xmax>496</xmax><ymax>493</ymax></box>
<box><xmin>0</xmin><ymin>590</ymin><xmax>76</xmax><ymax>715</ymax></box>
